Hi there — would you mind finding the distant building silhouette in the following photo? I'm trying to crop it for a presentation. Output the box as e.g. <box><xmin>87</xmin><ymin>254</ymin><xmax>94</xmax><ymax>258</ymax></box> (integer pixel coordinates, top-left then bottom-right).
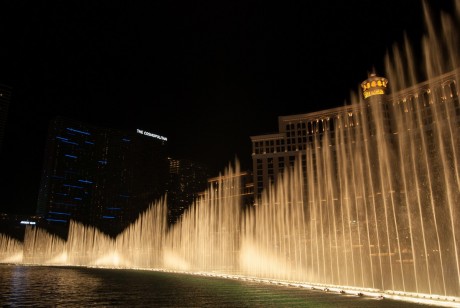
<box><xmin>167</xmin><ymin>158</ymin><xmax>210</xmax><ymax>225</ymax></box>
<box><xmin>37</xmin><ymin>117</ymin><xmax>169</xmax><ymax>237</ymax></box>
<box><xmin>0</xmin><ymin>84</ymin><xmax>12</xmax><ymax>154</ymax></box>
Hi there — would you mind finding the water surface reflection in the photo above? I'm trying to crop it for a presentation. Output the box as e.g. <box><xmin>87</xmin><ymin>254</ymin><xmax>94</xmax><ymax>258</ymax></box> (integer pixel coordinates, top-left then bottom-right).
<box><xmin>0</xmin><ymin>265</ymin><xmax>432</xmax><ymax>307</ymax></box>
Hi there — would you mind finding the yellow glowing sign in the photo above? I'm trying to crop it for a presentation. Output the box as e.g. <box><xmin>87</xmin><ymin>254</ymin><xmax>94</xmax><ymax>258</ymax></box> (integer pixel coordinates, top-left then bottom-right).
<box><xmin>363</xmin><ymin>89</ymin><xmax>385</xmax><ymax>99</ymax></box>
<box><xmin>361</xmin><ymin>75</ymin><xmax>388</xmax><ymax>99</ymax></box>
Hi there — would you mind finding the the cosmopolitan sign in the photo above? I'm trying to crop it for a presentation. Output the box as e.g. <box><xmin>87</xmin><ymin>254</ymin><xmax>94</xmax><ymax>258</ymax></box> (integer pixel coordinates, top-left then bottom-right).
<box><xmin>136</xmin><ymin>129</ymin><xmax>168</xmax><ymax>141</ymax></box>
<box><xmin>20</xmin><ymin>221</ymin><xmax>36</xmax><ymax>225</ymax></box>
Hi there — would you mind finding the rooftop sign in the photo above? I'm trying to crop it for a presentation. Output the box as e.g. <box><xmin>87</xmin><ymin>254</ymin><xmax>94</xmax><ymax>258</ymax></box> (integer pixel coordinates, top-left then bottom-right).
<box><xmin>361</xmin><ymin>74</ymin><xmax>388</xmax><ymax>99</ymax></box>
<box><xmin>136</xmin><ymin>129</ymin><xmax>167</xmax><ymax>141</ymax></box>
<box><xmin>20</xmin><ymin>220</ymin><xmax>36</xmax><ymax>225</ymax></box>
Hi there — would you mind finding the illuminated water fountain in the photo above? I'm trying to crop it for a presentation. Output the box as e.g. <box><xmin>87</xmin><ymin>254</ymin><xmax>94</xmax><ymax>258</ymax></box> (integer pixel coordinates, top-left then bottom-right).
<box><xmin>240</xmin><ymin>2</ymin><xmax>460</xmax><ymax>298</ymax></box>
<box><xmin>0</xmin><ymin>198</ymin><xmax>168</xmax><ymax>268</ymax></box>
<box><xmin>164</xmin><ymin>163</ymin><xmax>241</xmax><ymax>272</ymax></box>
<box><xmin>0</xmin><ymin>234</ymin><xmax>23</xmax><ymax>263</ymax></box>
<box><xmin>1</xmin><ymin>1</ymin><xmax>460</xmax><ymax>305</ymax></box>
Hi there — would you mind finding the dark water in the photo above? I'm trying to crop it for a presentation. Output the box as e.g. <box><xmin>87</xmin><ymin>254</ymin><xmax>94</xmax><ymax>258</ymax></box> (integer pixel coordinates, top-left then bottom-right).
<box><xmin>0</xmin><ymin>265</ymin><xmax>431</xmax><ymax>307</ymax></box>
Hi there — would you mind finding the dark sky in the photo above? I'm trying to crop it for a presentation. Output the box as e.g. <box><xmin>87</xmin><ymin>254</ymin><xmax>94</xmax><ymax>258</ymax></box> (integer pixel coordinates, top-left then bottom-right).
<box><xmin>0</xmin><ymin>0</ymin><xmax>455</xmax><ymax>214</ymax></box>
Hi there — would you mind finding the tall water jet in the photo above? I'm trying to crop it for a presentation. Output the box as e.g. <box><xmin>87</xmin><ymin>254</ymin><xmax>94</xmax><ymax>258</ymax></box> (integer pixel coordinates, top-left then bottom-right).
<box><xmin>241</xmin><ymin>159</ymin><xmax>307</xmax><ymax>281</ymax></box>
<box><xmin>22</xmin><ymin>227</ymin><xmax>66</xmax><ymax>265</ymax></box>
<box><xmin>66</xmin><ymin>198</ymin><xmax>168</xmax><ymax>268</ymax></box>
<box><xmin>0</xmin><ymin>234</ymin><xmax>23</xmax><ymax>263</ymax></box>
<box><xmin>115</xmin><ymin>197</ymin><xmax>167</xmax><ymax>268</ymax></box>
<box><xmin>164</xmin><ymin>162</ymin><xmax>242</xmax><ymax>272</ymax></box>
<box><xmin>66</xmin><ymin>221</ymin><xmax>116</xmax><ymax>267</ymax></box>
<box><xmin>0</xmin><ymin>199</ymin><xmax>168</xmax><ymax>268</ymax></box>
<box><xmin>379</xmin><ymin>1</ymin><xmax>460</xmax><ymax>296</ymax></box>
<box><xmin>239</xmin><ymin>1</ymin><xmax>460</xmax><ymax>298</ymax></box>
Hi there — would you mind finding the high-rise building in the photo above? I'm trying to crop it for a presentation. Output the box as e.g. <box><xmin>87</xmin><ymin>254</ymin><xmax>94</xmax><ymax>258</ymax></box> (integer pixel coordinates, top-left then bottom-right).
<box><xmin>37</xmin><ymin>117</ymin><xmax>169</xmax><ymax>237</ymax></box>
<box><xmin>167</xmin><ymin>158</ymin><xmax>210</xmax><ymax>225</ymax></box>
<box><xmin>0</xmin><ymin>84</ymin><xmax>12</xmax><ymax>154</ymax></box>
<box><xmin>250</xmin><ymin>69</ymin><xmax>458</xmax><ymax>201</ymax></box>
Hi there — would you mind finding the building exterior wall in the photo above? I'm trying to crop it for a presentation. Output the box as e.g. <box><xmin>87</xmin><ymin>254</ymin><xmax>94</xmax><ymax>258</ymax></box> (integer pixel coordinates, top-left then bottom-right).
<box><xmin>251</xmin><ymin>69</ymin><xmax>459</xmax><ymax>202</ymax></box>
<box><xmin>37</xmin><ymin>117</ymin><xmax>169</xmax><ymax>237</ymax></box>
<box><xmin>167</xmin><ymin>158</ymin><xmax>210</xmax><ymax>225</ymax></box>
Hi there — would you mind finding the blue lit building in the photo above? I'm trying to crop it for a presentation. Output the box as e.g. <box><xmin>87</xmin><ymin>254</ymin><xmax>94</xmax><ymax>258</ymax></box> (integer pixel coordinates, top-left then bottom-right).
<box><xmin>37</xmin><ymin>117</ymin><xmax>169</xmax><ymax>237</ymax></box>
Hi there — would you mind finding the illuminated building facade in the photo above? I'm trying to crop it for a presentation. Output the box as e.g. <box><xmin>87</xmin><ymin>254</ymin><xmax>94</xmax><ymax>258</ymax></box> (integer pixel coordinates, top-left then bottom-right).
<box><xmin>167</xmin><ymin>158</ymin><xmax>210</xmax><ymax>225</ymax></box>
<box><xmin>250</xmin><ymin>69</ymin><xmax>459</xmax><ymax>201</ymax></box>
<box><xmin>0</xmin><ymin>84</ymin><xmax>12</xmax><ymax>154</ymax></box>
<box><xmin>37</xmin><ymin>117</ymin><xmax>169</xmax><ymax>237</ymax></box>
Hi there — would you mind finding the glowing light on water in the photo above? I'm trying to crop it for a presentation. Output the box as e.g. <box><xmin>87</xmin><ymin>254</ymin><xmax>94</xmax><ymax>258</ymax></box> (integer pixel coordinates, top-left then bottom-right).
<box><xmin>239</xmin><ymin>239</ymin><xmax>292</xmax><ymax>279</ymax></box>
<box><xmin>163</xmin><ymin>249</ymin><xmax>190</xmax><ymax>271</ymax></box>
<box><xmin>47</xmin><ymin>252</ymin><xmax>68</xmax><ymax>264</ymax></box>
<box><xmin>94</xmin><ymin>252</ymin><xmax>123</xmax><ymax>267</ymax></box>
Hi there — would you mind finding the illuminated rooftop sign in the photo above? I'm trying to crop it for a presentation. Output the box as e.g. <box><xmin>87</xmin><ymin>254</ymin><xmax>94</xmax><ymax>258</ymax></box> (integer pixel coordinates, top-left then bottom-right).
<box><xmin>361</xmin><ymin>74</ymin><xmax>388</xmax><ymax>99</ymax></box>
<box><xmin>136</xmin><ymin>129</ymin><xmax>167</xmax><ymax>141</ymax></box>
<box><xmin>20</xmin><ymin>220</ymin><xmax>36</xmax><ymax>225</ymax></box>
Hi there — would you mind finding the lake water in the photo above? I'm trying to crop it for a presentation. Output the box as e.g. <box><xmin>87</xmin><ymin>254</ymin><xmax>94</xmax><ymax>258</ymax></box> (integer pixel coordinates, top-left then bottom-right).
<box><xmin>0</xmin><ymin>265</ymin><xmax>432</xmax><ymax>307</ymax></box>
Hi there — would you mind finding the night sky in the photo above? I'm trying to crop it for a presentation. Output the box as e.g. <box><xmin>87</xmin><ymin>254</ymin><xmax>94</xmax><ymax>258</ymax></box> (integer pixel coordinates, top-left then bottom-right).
<box><xmin>0</xmin><ymin>0</ymin><xmax>455</xmax><ymax>214</ymax></box>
